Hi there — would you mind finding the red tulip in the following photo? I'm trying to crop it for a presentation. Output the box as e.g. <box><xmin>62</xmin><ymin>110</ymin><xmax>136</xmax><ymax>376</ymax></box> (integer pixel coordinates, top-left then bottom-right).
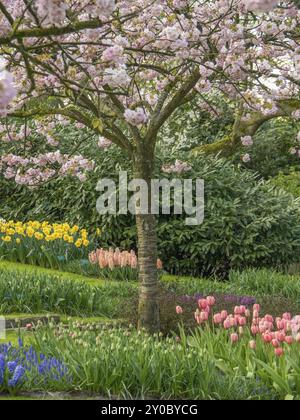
<box><xmin>198</xmin><ymin>299</ymin><xmax>208</xmax><ymax>310</ymax></box>
<box><xmin>285</xmin><ymin>336</ymin><xmax>293</xmax><ymax>345</ymax></box>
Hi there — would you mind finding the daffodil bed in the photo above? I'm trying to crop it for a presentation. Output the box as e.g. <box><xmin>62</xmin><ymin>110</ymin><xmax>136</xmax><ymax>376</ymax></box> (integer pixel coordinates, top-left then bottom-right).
<box><xmin>0</xmin><ymin>220</ymin><xmax>96</xmax><ymax>270</ymax></box>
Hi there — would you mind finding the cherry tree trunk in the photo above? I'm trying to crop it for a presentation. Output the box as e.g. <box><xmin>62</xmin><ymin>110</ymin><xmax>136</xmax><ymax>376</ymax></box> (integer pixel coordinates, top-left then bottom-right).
<box><xmin>133</xmin><ymin>151</ymin><xmax>160</xmax><ymax>332</ymax></box>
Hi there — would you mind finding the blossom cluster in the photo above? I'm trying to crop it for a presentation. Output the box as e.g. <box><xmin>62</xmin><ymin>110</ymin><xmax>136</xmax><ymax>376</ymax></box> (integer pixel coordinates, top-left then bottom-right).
<box><xmin>0</xmin><ymin>0</ymin><xmax>300</xmax><ymax>184</ymax></box>
<box><xmin>162</xmin><ymin>160</ymin><xmax>192</xmax><ymax>174</ymax></box>
<box><xmin>0</xmin><ymin>152</ymin><xmax>94</xmax><ymax>186</ymax></box>
<box><xmin>243</xmin><ymin>0</ymin><xmax>279</xmax><ymax>11</ymax></box>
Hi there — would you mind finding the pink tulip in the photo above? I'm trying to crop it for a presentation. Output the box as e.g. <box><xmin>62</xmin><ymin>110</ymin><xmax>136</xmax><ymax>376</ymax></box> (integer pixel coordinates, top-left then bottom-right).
<box><xmin>253</xmin><ymin>304</ymin><xmax>260</xmax><ymax>313</ymax></box>
<box><xmin>223</xmin><ymin>319</ymin><xmax>231</xmax><ymax>330</ymax></box>
<box><xmin>249</xmin><ymin>340</ymin><xmax>256</xmax><ymax>350</ymax></box>
<box><xmin>176</xmin><ymin>306</ymin><xmax>183</xmax><ymax>315</ymax></box>
<box><xmin>26</xmin><ymin>323</ymin><xmax>33</xmax><ymax>331</ymax></box>
<box><xmin>282</xmin><ymin>313</ymin><xmax>292</xmax><ymax>321</ymax></box>
<box><xmin>206</xmin><ymin>296</ymin><xmax>216</xmax><ymax>306</ymax></box>
<box><xmin>234</xmin><ymin>306</ymin><xmax>242</xmax><ymax>315</ymax></box>
<box><xmin>253</xmin><ymin>310</ymin><xmax>260</xmax><ymax>319</ymax></box>
<box><xmin>230</xmin><ymin>333</ymin><xmax>239</xmax><ymax>344</ymax></box>
<box><xmin>200</xmin><ymin>311</ymin><xmax>209</xmax><ymax>322</ymax></box>
<box><xmin>275</xmin><ymin>347</ymin><xmax>284</xmax><ymax>357</ymax></box>
<box><xmin>271</xmin><ymin>339</ymin><xmax>280</xmax><ymax>348</ymax></box>
<box><xmin>213</xmin><ymin>313</ymin><xmax>222</xmax><ymax>325</ymax></box>
<box><xmin>156</xmin><ymin>259</ymin><xmax>163</xmax><ymax>270</ymax></box>
<box><xmin>221</xmin><ymin>310</ymin><xmax>228</xmax><ymax>320</ymax></box>
<box><xmin>276</xmin><ymin>320</ymin><xmax>285</xmax><ymax>331</ymax></box>
<box><xmin>230</xmin><ymin>317</ymin><xmax>237</xmax><ymax>328</ymax></box>
<box><xmin>285</xmin><ymin>336</ymin><xmax>293</xmax><ymax>345</ymax></box>
<box><xmin>265</xmin><ymin>315</ymin><xmax>274</xmax><ymax>323</ymax></box>
<box><xmin>263</xmin><ymin>333</ymin><xmax>272</xmax><ymax>344</ymax></box>
<box><xmin>251</xmin><ymin>325</ymin><xmax>259</xmax><ymax>335</ymax></box>
<box><xmin>275</xmin><ymin>331</ymin><xmax>286</xmax><ymax>343</ymax></box>
<box><xmin>245</xmin><ymin>309</ymin><xmax>251</xmax><ymax>318</ymax></box>
<box><xmin>238</xmin><ymin>317</ymin><xmax>247</xmax><ymax>327</ymax></box>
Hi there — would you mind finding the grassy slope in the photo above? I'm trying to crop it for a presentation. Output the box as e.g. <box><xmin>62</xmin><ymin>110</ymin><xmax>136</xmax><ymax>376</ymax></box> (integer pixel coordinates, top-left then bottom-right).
<box><xmin>0</xmin><ymin>260</ymin><xmax>122</xmax><ymax>288</ymax></box>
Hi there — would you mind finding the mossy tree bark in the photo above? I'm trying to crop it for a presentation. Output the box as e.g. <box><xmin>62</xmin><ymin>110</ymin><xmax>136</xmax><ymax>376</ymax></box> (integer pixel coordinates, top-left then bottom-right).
<box><xmin>133</xmin><ymin>148</ymin><xmax>160</xmax><ymax>333</ymax></box>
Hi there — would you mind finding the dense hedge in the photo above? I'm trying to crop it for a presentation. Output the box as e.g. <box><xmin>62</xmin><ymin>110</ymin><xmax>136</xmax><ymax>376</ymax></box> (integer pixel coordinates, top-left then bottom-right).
<box><xmin>1</xmin><ymin>146</ymin><xmax>300</xmax><ymax>277</ymax></box>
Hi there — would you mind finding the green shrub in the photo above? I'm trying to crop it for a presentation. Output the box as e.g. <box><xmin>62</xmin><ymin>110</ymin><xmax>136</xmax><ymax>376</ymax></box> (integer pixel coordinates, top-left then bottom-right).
<box><xmin>233</xmin><ymin>118</ymin><xmax>300</xmax><ymax>178</ymax></box>
<box><xmin>156</xmin><ymin>156</ymin><xmax>300</xmax><ymax>277</ymax></box>
<box><xmin>272</xmin><ymin>171</ymin><xmax>300</xmax><ymax>197</ymax></box>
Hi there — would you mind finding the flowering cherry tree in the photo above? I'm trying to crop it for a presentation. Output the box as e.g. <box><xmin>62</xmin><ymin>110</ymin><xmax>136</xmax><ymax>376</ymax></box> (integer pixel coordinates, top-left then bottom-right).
<box><xmin>0</xmin><ymin>0</ymin><xmax>300</xmax><ymax>331</ymax></box>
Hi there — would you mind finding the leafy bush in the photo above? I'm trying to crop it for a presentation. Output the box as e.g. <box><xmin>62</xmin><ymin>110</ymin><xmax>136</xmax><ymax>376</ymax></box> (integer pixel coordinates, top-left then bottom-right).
<box><xmin>157</xmin><ymin>155</ymin><xmax>300</xmax><ymax>277</ymax></box>
<box><xmin>272</xmin><ymin>171</ymin><xmax>300</xmax><ymax>198</ymax></box>
<box><xmin>233</xmin><ymin>119</ymin><xmax>300</xmax><ymax>178</ymax></box>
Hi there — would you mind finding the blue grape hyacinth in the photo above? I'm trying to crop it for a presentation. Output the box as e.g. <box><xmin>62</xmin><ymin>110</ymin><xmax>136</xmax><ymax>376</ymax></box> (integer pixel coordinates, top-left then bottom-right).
<box><xmin>0</xmin><ymin>340</ymin><xmax>71</xmax><ymax>392</ymax></box>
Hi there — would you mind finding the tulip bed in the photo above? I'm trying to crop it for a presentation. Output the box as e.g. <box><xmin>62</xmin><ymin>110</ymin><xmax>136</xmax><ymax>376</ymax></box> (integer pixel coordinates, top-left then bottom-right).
<box><xmin>10</xmin><ymin>320</ymin><xmax>300</xmax><ymax>400</ymax></box>
<box><xmin>1</xmin><ymin>260</ymin><xmax>300</xmax><ymax>399</ymax></box>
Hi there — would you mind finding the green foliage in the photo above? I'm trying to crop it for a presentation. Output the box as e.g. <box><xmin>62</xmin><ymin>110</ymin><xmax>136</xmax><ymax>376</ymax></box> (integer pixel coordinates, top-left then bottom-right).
<box><xmin>31</xmin><ymin>323</ymin><xmax>278</xmax><ymax>400</ymax></box>
<box><xmin>234</xmin><ymin>119</ymin><xmax>300</xmax><ymax>178</ymax></box>
<box><xmin>0</xmin><ymin>265</ymin><xmax>136</xmax><ymax>317</ymax></box>
<box><xmin>272</xmin><ymin>171</ymin><xmax>300</xmax><ymax>197</ymax></box>
<box><xmin>156</xmin><ymin>155</ymin><xmax>300</xmax><ymax>277</ymax></box>
<box><xmin>158</xmin><ymin>96</ymin><xmax>234</xmax><ymax>152</ymax></box>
